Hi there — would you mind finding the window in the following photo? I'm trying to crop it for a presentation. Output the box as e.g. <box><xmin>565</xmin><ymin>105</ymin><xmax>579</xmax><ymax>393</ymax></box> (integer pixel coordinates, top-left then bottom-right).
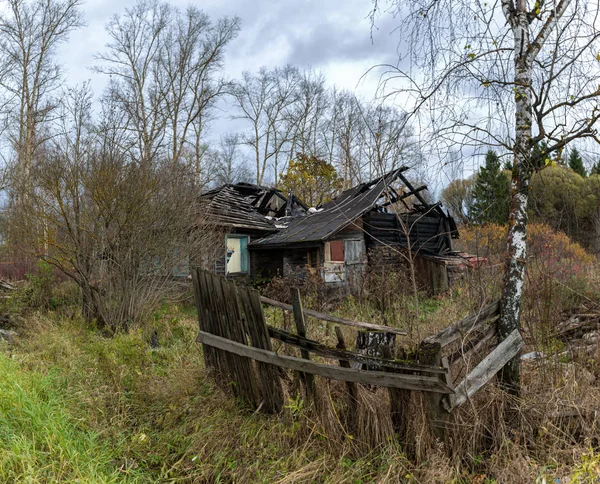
<box><xmin>325</xmin><ymin>240</ymin><xmax>344</xmax><ymax>262</ymax></box>
<box><xmin>226</xmin><ymin>235</ymin><xmax>249</xmax><ymax>274</ymax></box>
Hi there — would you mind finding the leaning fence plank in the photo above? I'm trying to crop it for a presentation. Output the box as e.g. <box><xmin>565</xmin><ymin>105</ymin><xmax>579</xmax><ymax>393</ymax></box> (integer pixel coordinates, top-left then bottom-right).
<box><xmin>448</xmin><ymin>325</ymin><xmax>496</xmax><ymax>365</ymax></box>
<box><xmin>290</xmin><ymin>288</ymin><xmax>316</xmax><ymax>400</ymax></box>
<box><xmin>446</xmin><ymin>329</ymin><xmax>525</xmax><ymax>412</ymax></box>
<box><xmin>423</xmin><ymin>301</ymin><xmax>500</xmax><ymax>347</ymax></box>
<box><xmin>335</xmin><ymin>326</ymin><xmax>358</xmax><ymax>430</ymax></box>
<box><xmin>238</xmin><ymin>286</ymin><xmax>284</xmax><ymax>413</ymax></box>
<box><xmin>260</xmin><ymin>295</ymin><xmax>408</xmax><ymax>335</ymax></box>
<box><xmin>197</xmin><ymin>330</ymin><xmax>454</xmax><ymax>394</ymax></box>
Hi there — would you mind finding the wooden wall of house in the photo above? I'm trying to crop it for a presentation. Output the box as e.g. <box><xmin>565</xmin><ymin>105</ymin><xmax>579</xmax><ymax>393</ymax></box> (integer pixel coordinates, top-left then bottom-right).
<box><xmin>363</xmin><ymin>211</ymin><xmax>453</xmax><ymax>294</ymax></box>
<box><xmin>283</xmin><ymin>248</ymin><xmax>312</xmax><ymax>278</ymax></box>
<box><xmin>202</xmin><ymin>226</ymin><xmax>277</xmax><ymax>278</ymax></box>
<box><xmin>364</xmin><ymin>212</ymin><xmax>452</xmax><ymax>254</ymax></box>
<box><xmin>323</xmin><ymin>222</ymin><xmax>367</xmax><ymax>289</ymax></box>
<box><xmin>250</xmin><ymin>248</ymin><xmax>284</xmax><ymax>279</ymax></box>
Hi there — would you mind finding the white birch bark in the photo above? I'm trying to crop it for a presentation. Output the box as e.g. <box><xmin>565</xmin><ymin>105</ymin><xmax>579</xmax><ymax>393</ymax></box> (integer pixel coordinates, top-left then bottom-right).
<box><xmin>499</xmin><ymin>0</ymin><xmax>572</xmax><ymax>393</ymax></box>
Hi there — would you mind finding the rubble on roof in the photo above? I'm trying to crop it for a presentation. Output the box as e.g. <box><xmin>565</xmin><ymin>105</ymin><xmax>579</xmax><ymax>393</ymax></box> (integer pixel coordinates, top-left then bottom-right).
<box><xmin>201</xmin><ymin>182</ymin><xmax>307</xmax><ymax>231</ymax></box>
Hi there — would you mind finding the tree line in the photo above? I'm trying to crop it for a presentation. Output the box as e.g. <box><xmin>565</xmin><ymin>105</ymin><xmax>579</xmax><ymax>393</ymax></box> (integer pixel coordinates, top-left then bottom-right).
<box><xmin>0</xmin><ymin>0</ymin><xmax>422</xmax><ymax>331</ymax></box>
<box><xmin>443</xmin><ymin>147</ymin><xmax>600</xmax><ymax>253</ymax></box>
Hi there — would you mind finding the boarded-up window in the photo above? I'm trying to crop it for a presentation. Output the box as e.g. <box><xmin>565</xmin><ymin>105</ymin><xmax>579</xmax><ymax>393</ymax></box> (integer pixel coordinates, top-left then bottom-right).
<box><xmin>344</xmin><ymin>239</ymin><xmax>365</xmax><ymax>264</ymax></box>
<box><xmin>226</xmin><ymin>235</ymin><xmax>249</xmax><ymax>274</ymax></box>
<box><xmin>328</xmin><ymin>240</ymin><xmax>344</xmax><ymax>262</ymax></box>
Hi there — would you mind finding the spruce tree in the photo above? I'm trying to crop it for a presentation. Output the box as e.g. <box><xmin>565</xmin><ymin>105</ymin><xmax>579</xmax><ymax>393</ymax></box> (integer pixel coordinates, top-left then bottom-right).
<box><xmin>568</xmin><ymin>148</ymin><xmax>587</xmax><ymax>177</ymax></box>
<box><xmin>469</xmin><ymin>150</ymin><xmax>510</xmax><ymax>225</ymax></box>
<box><xmin>591</xmin><ymin>161</ymin><xmax>600</xmax><ymax>176</ymax></box>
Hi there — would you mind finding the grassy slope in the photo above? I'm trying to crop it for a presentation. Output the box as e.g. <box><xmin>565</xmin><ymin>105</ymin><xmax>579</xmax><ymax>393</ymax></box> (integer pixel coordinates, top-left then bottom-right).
<box><xmin>0</xmin><ymin>300</ymin><xmax>599</xmax><ymax>483</ymax></box>
<box><xmin>0</xmin><ymin>307</ymin><xmax>420</xmax><ymax>483</ymax></box>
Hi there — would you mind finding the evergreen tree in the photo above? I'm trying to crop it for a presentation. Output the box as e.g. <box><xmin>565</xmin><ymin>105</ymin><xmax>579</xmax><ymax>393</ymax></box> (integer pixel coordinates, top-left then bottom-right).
<box><xmin>531</xmin><ymin>141</ymin><xmax>549</xmax><ymax>170</ymax></box>
<box><xmin>469</xmin><ymin>150</ymin><xmax>511</xmax><ymax>224</ymax></box>
<box><xmin>591</xmin><ymin>160</ymin><xmax>600</xmax><ymax>176</ymax></box>
<box><xmin>568</xmin><ymin>148</ymin><xmax>586</xmax><ymax>177</ymax></box>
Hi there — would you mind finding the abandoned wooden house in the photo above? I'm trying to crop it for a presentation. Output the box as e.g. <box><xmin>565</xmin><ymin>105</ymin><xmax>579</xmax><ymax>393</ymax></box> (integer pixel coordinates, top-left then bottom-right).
<box><xmin>201</xmin><ymin>169</ymin><xmax>467</xmax><ymax>293</ymax></box>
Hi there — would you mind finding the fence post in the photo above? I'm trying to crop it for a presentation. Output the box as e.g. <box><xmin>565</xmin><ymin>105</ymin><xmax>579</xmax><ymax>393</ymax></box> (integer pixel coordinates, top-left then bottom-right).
<box><xmin>290</xmin><ymin>287</ymin><xmax>316</xmax><ymax>401</ymax></box>
<box><xmin>418</xmin><ymin>341</ymin><xmax>449</xmax><ymax>442</ymax></box>
<box><xmin>355</xmin><ymin>330</ymin><xmax>411</xmax><ymax>444</ymax></box>
<box><xmin>335</xmin><ymin>326</ymin><xmax>358</xmax><ymax>432</ymax></box>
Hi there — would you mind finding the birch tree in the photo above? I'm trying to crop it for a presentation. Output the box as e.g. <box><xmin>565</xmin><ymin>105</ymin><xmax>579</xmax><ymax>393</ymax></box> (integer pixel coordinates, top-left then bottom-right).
<box><xmin>372</xmin><ymin>0</ymin><xmax>600</xmax><ymax>392</ymax></box>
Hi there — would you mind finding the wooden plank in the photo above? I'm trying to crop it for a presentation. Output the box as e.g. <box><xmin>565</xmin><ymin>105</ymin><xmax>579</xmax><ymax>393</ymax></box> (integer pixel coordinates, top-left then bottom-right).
<box><xmin>418</xmin><ymin>342</ymin><xmax>448</xmax><ymax>441</ymax></box>
<box><xmin>268</xmin><ymin>326</ymin><xmax>446</xmax><ymax>375</ymax></box>
<box><xmin>197</xmin><ymin>331</ymin><xmax>454</xmax><ymax>394</ymax></box>
<box><xmin>214</xmin><ymin>273</ymin><xmax>260</xmax><ymax>407</ymax></box>
<box><xmin>260</xmin><ymin>295</ymin><xmax>408</xmax><ymax>335</ymax></box>
<box><xmin>447</xmin><ymin>329</ymin><xmax>525</xmax><ymax>412</ymax></box>
<box><xmin>423</xmin><ymin>301</ymin><xmax>500</xmax><ymax>347</ymax></box>
<box><xmin>335</xmin><ymin>326</ymin><xmax>358</xmax><ymax>431</ymax></box>
<box><xmin>448</xmin><ymin>325</ymin><xmax>496</xmax><ymax>365</ymax></box>
<box><xmin>290</xmin><ymin>288</ymin><xmax>316</xmax><ymax>399</ymax></box>
<box><xmin>238</xmin><ymin>285</ymin><xmax>284</xmax><ymax>413</ymax></box>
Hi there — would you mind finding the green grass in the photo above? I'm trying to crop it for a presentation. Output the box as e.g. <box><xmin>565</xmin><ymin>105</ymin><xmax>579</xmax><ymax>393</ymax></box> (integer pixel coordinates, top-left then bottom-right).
<box><xmin>0</xmin><ymin>296</ymin><xmax>597</xmax><ymax>483</ymax></box>
<box><xmin>0</xmin><ymin>351</ymin><xmax>142</xmax><ymax>483</ymax></box>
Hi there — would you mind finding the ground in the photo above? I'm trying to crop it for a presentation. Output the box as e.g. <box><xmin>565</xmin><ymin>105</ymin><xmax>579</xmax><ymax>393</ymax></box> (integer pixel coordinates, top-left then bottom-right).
<box><xmin>2</xmin><ymin>284</ymin><xmax>600</xmax><ymax>483</ymax></box>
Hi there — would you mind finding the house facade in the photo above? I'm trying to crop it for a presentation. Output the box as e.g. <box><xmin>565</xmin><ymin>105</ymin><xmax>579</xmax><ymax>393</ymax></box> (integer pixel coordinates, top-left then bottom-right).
<box><xmin>200</xmin><ymin>169</ymin><xmax>465</xmax><ymax>294</ymax></box>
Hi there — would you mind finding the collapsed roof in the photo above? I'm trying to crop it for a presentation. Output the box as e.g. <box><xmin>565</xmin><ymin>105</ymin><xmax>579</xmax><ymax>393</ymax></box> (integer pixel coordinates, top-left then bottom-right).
<box><xmin>250</xmin><ymin>168</ymin><xmax>458</xmax><ymax>249</ymax></box>
<box><xmin>201</xmin><ymin>182</ymin><xmax>307</xmax><ymax>231</ymax></box>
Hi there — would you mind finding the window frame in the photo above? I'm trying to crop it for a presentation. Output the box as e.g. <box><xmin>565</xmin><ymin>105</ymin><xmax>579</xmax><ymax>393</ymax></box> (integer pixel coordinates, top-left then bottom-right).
<box><xmin>225</xmin><ymin>234</ymin><xmax>250</xmax><ymax>275</ymax></box>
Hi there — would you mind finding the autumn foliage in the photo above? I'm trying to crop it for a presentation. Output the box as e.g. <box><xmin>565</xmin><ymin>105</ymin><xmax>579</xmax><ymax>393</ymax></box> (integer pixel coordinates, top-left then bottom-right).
<box><xmin>278</xmin><ymin>153</ymin><xmax>343</xmax><ymax>207</ymax></box>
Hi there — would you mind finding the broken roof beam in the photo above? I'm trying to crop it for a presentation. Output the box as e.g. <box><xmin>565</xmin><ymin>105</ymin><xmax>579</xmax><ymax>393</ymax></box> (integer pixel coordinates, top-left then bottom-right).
<box><xmin>365</xmin><ymin>166</ymin><xmax>410</xmax><ymax>189</ymax></box>
<box><xmin>379</xmin><ymin>185</ymin><xmax>428</xmax><ymax>209</ymax></box>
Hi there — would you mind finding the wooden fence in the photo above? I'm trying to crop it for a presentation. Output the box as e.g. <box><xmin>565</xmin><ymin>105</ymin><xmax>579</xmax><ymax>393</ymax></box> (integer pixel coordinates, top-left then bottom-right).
<box><xmin>192</xmin><ymin>268</ymin><xmax>524</xmax><ymax>438</ymax></box>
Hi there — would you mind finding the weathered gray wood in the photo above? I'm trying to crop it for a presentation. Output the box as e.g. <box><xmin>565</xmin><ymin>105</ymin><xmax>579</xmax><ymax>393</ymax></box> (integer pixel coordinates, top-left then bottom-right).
<box><xmin>237</xmin><ymin>285</ymin><xmax>284</xmax><ymax>413</ymax></box>
<box><xmin>418</xmin><ymin>342</ymin><xmax>448</xmax><ymax>441</ymax></box>
<box><xmin>423</xmin><ymin>301</ymin><xmax>500</xmax><ymax>347</ymax></box>
<box><xmin>448</xmin><ymin>326</ymin><xmax>497</xmax><ymax>365</ymax></box>
<box><xmin>385</xmin><ymin>345</ymin><xmax>412</xmax><ymax>443</ymax></box>
<box><xmin>447</xmin><ymin>329</ymin><xmax>525</xmax><ymax>412</ymax></box>
<box><xmin>213</xmin><ymin>272</ymin><xmax>260</xmax><ymax>407</ymax></box>
<box><xmin>268</xmin><ymin>326</ymin><xmax>446</xmax><ymax>375</ymax></box>
<box><xmin>335</xmin><ymin>326</ymin><xmax>358</xmax><ymax>431</ymax></box>
<box><xmin>260</xmin><ymin>295</ymin><xmax>408</xmax><ymax>335</ymax></box>
<box><xmin>290</xmin><ymin>288</ymin><xmax>316</xmax><ymax>400</ymax></box>
<box><xmin>197</xmin><ymin>330</ymin><xmax>454</xmax><ymax>394</ymax></box>
<box><xmin>355</xmin><ymin>331</ymin><xmax>396</xmax><ymax>371</ymax></box>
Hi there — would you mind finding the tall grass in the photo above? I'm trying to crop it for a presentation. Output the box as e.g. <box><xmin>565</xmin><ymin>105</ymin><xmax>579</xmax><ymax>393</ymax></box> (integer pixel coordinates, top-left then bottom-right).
<box><xmin>2</xmin><ymin>257</ymin><xmax>600</xmax><ymax>482</ymax></box>
<box><xmin>0</xmin><ymin>351</ymin><xmax>143</xmax><ymax>483</ymax></box>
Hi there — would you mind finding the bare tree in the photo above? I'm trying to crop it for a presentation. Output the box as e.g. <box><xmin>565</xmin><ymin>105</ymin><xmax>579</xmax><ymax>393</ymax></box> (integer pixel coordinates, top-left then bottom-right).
<box><xmin>231</xmin><ymin>66</ymin><xmax>301</xmax><ymax>185</ymax></box>
<box><xmin>11</xmin><ymin>84</ymin><xmax>215</xmax><ymax>331</ymax></box>
<box><xmin>212</xmin><ymin>133</ymin><xmax>252</xmax><ymax>186</ymax></box>
<box><xmin>94</xmin><ymin>0</ymin><xmax>239</xmax><ymax>174</ymax></box>
<box><xmin>286</xmin><ymin>69</ymin><xmax>329</xmax><ymax>162</ymax></box>
<box><xmin>372</xmin><ymin>0</ymin><xmax>600</xmax><ymax>392</ymax></box>
<box><xmin>0</xmin><ymin>0</ymin><xmax>84</xmax><ymax>198</ymax></box>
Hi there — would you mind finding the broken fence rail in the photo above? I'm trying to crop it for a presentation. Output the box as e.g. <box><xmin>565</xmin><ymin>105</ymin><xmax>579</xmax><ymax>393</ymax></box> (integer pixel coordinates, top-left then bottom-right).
<box><xmin>196</xmin><ymin>330</ymin><xmax>453</xmax><ymax>394</ymax></box>
<box><xmin>193</xmin><ymin>268</ymin><xmax>522</xmax><ymax>422</ymax></box>
<box><xmin>445</xmin><ymin>329</ymin><xmax>524</xmax><ymax>412</ymax></box>
<box><xmin>259</xmin><ymin>295</ymin><xmax>408</xmax><ymax>335</ymax></box>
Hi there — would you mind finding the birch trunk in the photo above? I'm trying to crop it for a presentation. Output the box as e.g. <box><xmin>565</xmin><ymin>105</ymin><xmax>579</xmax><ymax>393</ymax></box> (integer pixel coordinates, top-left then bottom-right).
<box><xmin>498</xmin><ymin>0</ymin><xmax>573</xmax><ymax>394</ymax></box>
<box><xmin>498</xmin><ymin>8</ymin><xmax>532</xmax><ymax>395</ymax></box>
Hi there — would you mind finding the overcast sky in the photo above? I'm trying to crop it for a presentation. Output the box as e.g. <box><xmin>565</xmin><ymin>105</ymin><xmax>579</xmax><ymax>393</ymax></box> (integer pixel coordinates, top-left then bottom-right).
<box><xmin>54</xmin><ymin>0</ymin><xmax>468</xmax><ymax>192</ymax></box>
<box><xmin>60</xmin><ymin>0</ymin><xmax>400</xmax><ymax>105</ymax></box>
